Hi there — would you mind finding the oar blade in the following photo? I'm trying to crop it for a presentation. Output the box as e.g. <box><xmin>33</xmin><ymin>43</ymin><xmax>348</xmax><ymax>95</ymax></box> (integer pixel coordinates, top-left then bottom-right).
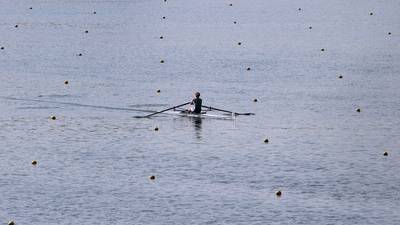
<box><xmin>133</xmin><ymin>116</ymin><xmax>148</xmax><ymax>118</ymax></box>
<box><xmin>237</xmin><ymin>113</ymin><xmax>255</xmax><ymax>116</ymax></box>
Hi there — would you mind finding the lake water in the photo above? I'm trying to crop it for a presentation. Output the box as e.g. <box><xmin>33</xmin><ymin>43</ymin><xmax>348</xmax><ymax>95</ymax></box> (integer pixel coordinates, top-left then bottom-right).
<box><xmin>1</xmin><ymin>0</ymin><xmax>400</xmax><ymax>224</ymax></box>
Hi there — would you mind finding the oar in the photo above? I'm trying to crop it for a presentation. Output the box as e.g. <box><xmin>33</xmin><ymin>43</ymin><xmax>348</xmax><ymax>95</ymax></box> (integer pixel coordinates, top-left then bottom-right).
<box><xmin>202</xmin><ymin>105</ymin><xmax>255</xmax><ymax>116</ymax></box>
<box><xmin>135</xmin><ymin>102</ymin><xmax>191</xmax><ymax>118</ymax></box>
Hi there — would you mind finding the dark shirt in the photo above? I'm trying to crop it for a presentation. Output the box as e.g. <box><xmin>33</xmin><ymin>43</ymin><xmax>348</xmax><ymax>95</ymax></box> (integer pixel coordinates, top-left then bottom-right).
<box><xmin>192</xmin><ymin>98</ymin><xmax>202</xmax><ymax>113</ymax></box>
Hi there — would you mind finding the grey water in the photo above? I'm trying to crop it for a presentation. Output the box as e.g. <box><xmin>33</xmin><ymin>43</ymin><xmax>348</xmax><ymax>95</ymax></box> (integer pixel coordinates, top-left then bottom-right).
<box><xmin>1</xmin><ymin>0</ymin><xmax>400</xmax><ymax>224</ymax></box>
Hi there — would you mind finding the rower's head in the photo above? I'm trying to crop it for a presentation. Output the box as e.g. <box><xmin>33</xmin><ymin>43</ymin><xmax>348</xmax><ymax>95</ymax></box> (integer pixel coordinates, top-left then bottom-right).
<box><xmin>195</xmin><ymin>92</ymin><xmax>200</xmax><ymax>98</ymax></box>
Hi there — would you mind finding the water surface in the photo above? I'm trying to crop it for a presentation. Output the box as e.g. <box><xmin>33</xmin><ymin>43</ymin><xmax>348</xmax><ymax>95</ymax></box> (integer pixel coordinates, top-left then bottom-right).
<box><xmin>1</xmin><ymin>0</ymin><xmax>400</xmax><ymax>224</ymax></box>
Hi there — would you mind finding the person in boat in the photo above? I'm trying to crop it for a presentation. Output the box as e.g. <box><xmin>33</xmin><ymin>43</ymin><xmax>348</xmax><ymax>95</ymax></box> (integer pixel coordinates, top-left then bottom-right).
<box><xmin>189</xmin><ymin>92</ymin><xmax>202</xmax><ymax>114</ymax></box>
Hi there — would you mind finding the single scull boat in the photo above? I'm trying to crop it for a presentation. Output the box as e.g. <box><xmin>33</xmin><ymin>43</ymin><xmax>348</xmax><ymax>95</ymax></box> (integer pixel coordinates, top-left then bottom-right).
<box><xmin>164</xmin><ymin>109</ymin><xmax>235</xmax><ymax>119</ymax></box>
<box><xmin>134</xmin><ymin>102</ymin><xmax>254</xmax><ymax>119</ymax></box>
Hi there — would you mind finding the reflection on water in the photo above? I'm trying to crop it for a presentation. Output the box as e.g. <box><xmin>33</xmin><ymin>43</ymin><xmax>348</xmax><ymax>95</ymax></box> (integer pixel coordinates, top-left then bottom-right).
<box><xmin>191</xmin><ymin>117</ymin><xmax>202</xmax><ymax>140</ymax></box>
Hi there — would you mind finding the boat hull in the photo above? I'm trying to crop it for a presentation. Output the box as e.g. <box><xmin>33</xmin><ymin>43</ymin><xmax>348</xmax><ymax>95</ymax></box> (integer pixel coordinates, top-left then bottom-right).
<box><xmin>165</xmin><ymin>110</ymin><xmax>234</xmax><ymax>119</ymax></box>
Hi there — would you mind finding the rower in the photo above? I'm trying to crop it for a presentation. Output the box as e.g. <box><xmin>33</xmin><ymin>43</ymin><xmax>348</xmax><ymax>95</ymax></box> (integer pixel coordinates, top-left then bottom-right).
<box><xmin>189</xmin><ymin>92</ymin><xmax>202</xmax><ymax>114</ymax></box>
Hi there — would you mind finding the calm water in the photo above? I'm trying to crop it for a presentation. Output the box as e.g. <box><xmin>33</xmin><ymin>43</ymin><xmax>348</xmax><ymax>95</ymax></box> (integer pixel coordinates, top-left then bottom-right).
<box><xmin>1</xmin><ymin>0</ymin><xmax>400</xmax><ymax>224</ymax></box>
